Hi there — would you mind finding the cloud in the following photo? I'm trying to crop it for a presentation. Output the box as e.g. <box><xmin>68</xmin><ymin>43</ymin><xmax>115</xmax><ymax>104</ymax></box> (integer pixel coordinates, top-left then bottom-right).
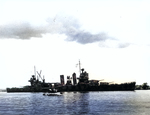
<box><xmin>98</xmin><ymin>40</ymin><xmax>132</xmax><ymax>48</ymax></box>
<box><xmin>65</xmin><ymin>30</ymin><xmax>109</xmax><ymax>44</ymax></box>
<box><xmin>0</xmin><ymin>22</ymin><xmax>47</xmax><ymax>39</ymax></box>
<box><xmin>118</xmin><ymin>43</ymin><xmax>131</xmax><ymax>48</ymax></box>
<box><xmin>48</xmin><ymin>16</ymin><xmax>112</xmax><ymax>44</ymax></box>
<box><xmin>0</xmin><ymin>16</ymin><xmax>130</xmax><ymax>48</ymax></box>
<box><xmin>0</xmin><ymin>16</ymin><xmax>112</xmax><ymax>42</ymax></box>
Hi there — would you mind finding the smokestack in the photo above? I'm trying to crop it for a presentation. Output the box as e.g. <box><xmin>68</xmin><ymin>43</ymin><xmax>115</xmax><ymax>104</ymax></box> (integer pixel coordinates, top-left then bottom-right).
<box><xmin>60</xmin><ymin>75</ymin><xmax>65</xmax><ymax>85</ymax></box>
<box><xmin>72</xmin><ymin>73</ymin><xmax>77</xmax><ymax>85</ymax></box>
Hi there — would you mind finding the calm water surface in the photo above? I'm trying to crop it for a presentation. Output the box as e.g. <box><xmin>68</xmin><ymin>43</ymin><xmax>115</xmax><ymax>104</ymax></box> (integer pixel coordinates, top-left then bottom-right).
<box><xmin>0</xmin><ymin>90</ymin><xmax>150</xmax><ymax>115</ymax></box>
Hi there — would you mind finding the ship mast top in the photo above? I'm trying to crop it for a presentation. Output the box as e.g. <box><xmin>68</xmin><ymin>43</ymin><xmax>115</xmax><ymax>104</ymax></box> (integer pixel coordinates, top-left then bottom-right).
<box><xmin>34</xmin><ymin>66</ymin><xmax>36</xmax><ymax>79</ymax></box>
<box><xmin>79</xmin><ymin>60</ymin><xmax>81</xmax><ymax>75</ymax></box>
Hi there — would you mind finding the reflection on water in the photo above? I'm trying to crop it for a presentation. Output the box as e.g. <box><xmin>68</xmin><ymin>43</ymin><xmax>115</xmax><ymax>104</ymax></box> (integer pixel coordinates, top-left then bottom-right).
<box><xmin>63</xmin><ymin>92</ymin><xmax>90</xmax><ymax>114</ymax></box>
<box><xmin>0</xmin><ymin>91</ymin><xmax>150</xmax><ymax>115</ymax></box>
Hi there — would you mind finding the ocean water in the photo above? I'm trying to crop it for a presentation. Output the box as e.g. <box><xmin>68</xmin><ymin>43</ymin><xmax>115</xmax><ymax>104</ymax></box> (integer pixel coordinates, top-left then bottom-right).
<box><xmin>0</xmin><ymin>90</ymin><xmax>150</xmax><ymax>115</ymax></box>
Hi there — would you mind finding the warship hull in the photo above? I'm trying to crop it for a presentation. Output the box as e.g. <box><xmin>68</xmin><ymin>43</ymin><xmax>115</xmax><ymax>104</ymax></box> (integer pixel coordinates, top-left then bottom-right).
<box><xmin>7</xmin><ymin>82</ymin><xmax>136</xmax><ymax>93</ymax></box>
<box><xmin>57</xmin><ymin>82</ymin><xmax>136</xmax><ymax>92</ymax></box>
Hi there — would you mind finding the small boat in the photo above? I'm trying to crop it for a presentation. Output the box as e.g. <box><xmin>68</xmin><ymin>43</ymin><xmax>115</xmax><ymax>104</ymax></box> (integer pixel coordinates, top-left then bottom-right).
<box><xmin>43</xmin><ymin>92</ymin><xmax>62</xmax><ymax>96</ymax></box>
<box><xmin>49</xmin><ymin>88</ymin><xmax>57</xmax><ymax>93</ymax></box>
<box><xmin>43</xmin><ymin>88</ymin><xmax>62</xmax><ymax>96</ymax></box>
<box><xmin>47</xmin><ymin>93</ymin><xmax>62</xmax><ymax>96</ymax></box>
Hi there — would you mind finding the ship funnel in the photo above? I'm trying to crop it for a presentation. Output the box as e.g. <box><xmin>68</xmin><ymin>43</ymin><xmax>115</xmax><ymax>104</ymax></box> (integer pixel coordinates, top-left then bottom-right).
<box><xmin>72</xmin><ymin>73</ymin><xmax>77</xmax><ymax>85</ymax></box>
<box><xmin>60</xmin><ymin>75</ymin><xmax>65</xmax><ymax>85</ymax></box>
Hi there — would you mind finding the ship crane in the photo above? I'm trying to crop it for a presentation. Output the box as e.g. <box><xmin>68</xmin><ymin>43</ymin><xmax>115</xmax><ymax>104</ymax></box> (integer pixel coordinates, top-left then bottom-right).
<box><xmin>37</xmin><ymin>70</ymin><xmax>45</xmax><ymax>83</ymax></box>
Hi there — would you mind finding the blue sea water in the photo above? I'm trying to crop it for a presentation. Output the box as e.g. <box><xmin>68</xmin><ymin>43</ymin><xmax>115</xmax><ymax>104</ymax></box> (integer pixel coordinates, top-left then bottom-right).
<box><xmin>0</xmin><ymin>90</ymin><xmax>150</xmax><ymax>115</ymax></box>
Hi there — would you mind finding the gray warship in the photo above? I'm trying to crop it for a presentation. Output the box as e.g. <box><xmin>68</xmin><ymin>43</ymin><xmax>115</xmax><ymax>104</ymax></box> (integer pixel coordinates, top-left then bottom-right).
<box><xmin>7</xmin><ymin>61</ymin><xmax>136</xmax><ymax>92</ymax></box>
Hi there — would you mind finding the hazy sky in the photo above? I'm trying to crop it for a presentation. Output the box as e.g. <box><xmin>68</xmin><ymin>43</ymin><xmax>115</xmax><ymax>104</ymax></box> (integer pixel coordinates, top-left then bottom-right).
<box><xmin>0</xmin><ymin>0</ymin><xmax>150</xmax><ymax>89</ymax></box>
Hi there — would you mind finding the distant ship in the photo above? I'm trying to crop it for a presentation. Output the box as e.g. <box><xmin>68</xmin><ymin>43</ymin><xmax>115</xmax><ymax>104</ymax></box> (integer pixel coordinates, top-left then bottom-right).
<box><xmin>7</xmin><ymin>61</ymin><xmax>136</xmax><ymax>92</ymax></box>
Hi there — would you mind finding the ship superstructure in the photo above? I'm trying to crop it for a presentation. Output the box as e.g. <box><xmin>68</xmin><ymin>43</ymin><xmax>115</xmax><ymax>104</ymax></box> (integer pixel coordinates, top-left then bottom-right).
<box><xmin>57</xmin><ymin>61</ymin><xmax>136</xmax><ymax>92</ymax></box>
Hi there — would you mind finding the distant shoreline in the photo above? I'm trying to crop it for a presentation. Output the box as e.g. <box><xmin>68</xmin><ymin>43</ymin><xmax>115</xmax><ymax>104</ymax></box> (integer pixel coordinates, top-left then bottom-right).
<box><xmin>0</xmin><ymin>89</ymin><xmax>6</xmax><ymax>92</ymax></box>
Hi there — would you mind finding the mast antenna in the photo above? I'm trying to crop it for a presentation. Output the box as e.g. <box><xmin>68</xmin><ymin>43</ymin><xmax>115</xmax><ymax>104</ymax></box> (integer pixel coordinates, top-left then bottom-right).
<box><xmin>34</xmin><ymin>66</ymin><xmax>36</xmax><ymax>79</ymax></box>
<box><xmin>79</xmin><ymin>60</ymin><xmax>81</xmax><ymax>74</ymax></box>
